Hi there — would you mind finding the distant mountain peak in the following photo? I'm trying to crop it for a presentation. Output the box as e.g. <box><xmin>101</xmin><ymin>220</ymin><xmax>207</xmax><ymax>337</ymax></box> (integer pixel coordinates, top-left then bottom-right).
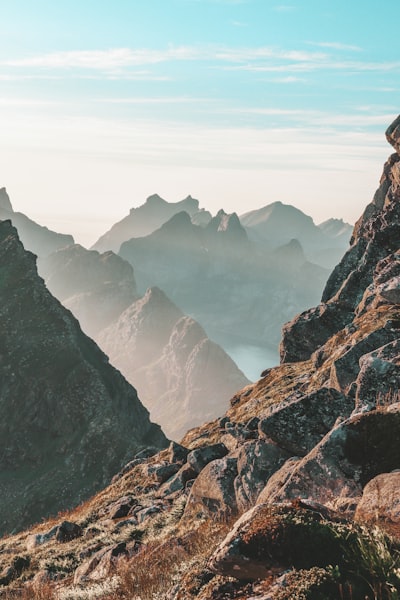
<box><xmin>0</xmin><ymin>187</ymin><xmax>13</xmax><ymax>212</ymax></box>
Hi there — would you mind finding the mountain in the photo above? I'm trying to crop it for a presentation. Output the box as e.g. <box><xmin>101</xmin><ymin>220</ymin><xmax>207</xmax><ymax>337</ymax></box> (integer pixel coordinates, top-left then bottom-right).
<box><xmin>91</xmin><ymin>193</ymin><xmax>205</xmax><ymax>253</ymax></box>
<box><xmin>0</xmin><ymin>220</ymin><xmax>167</xmax><ymax>535</ymax></box>
<box><xmin>99</xmin><ymin>287</ymin><xmax>250</xmax><ymax>439</ymax></box>
<box><xmin>318</xmin><ymin>217</ymin><xmax>353</xmax><ymax>241</ymax></box>
<box><xmin>38</xmin><ymin>244</ymin><xmax>138</xmax><ymax>338</ymax></box>
<box><xmin>240</xmin><ymin>201</ymin><xmax>351</xmax><ymax>268</ymax></box>
<box><xmin>39</xmin><ymin>244</ymin><xmax>248</xmax><ymax>438</ymax></box>
<box><xmin>1</xmin><ymin>116</ymin><xmax>400</xmax><ymax>598</ymax></box>
<box><xmin>119</xmin><ymin>208</ymin><xmax>328</xmax><ymax>358</ymax></box>
<box><xmin>0</xmin><ymin>187</ymin><xmax>74</xmax><ymax>256</ymax></box>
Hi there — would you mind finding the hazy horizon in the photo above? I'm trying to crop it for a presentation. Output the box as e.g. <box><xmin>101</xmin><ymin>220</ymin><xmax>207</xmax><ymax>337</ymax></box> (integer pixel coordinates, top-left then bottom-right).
<box><xmin>1</xmin><ymin>0</ymin><xmax>399</xmax><ymax>246</ymax></box>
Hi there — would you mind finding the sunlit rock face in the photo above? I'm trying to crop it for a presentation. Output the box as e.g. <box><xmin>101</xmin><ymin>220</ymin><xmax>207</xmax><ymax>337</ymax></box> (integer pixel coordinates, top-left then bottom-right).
<box><xmin>0</xmin><ymin>221</ymin><xmax>167</xmax><ymax>535</ymax></box>
<box><xmin>0</xmin><ymin>187</ymin><xmax>74</xmax><ymax>257</ymax></box>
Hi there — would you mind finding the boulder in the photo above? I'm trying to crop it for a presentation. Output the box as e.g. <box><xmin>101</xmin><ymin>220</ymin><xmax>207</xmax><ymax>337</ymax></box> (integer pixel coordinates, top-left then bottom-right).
<box><xmin>355</xmin><ymin>471</ymin><xmax>400</xmax><ymax>524</ymax></box>
<box><xmin>234</xmin><ymin>440</ymin><xmax>290</xmax><ymax>512</ymax></box>
<box><xmin>187</xmin><ymin>443</ymin><xmax>228</xmax><ymax>474</ymax></box>
<box><xmin>330</xmin><ymin>327</ymin><xmax>399</xmax><ymax>393</ymax></box>
<box><xmin>107</xmin><ymin>496</ymin><xmax>136</xmax><ymax>520</ymax></box>
<box><xmin>185</xmin><ymin>457</ymin><xmax>238</xmax><ymax>518</ymax></box>
<box><xmin>209</xmin><ymin>503</ymin><xmax>352</xmax><ymax>580</ymax></box>
<box><xmin>258</xmin><ymin>410</ymin><xmax>400</xmax><ymax>513</ymax></box>
<box><xmin>74</xmin><ymin>542</ymin><xmax>128</xmax><ymax>584</ymax></box>
<box><xmin>355</xmin><ymin>339</ymin><xmax>400</xmax><ymax>411</ymax></box>
<box><xmin>259</xmin><ymin>388</ymin><xmax>352</xmax><ymax>455</ymax></box>
<box><xmin>158</xmin><ymin>463</ymin><xmax>198</xmax><ymax>497</ymax></box>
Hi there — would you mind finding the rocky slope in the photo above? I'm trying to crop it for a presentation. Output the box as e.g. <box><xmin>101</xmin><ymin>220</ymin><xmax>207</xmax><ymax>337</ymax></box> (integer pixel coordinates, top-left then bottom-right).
<box><xmin>99</xmin><ymin>287</ymin><xmax>249</xmax><ymax>439</ymax></box>
<box><xmin>1</xmin><ymin>117</ymin><xmax>400</xmax><ymax>599</ymax></box>
<box><xmin>0</xmin><ymin>188</ymin><xmax>74</xmax><ymax>256</ymax></box>
<box><xmin>91</xmin><ymin>193</ymin><xmax>208</xmax><ymax>253</ymax></box>
<box><xmin>0</xmin><ymin>220</ymin><xmax>167</xmax><ymax>536</ymax></box>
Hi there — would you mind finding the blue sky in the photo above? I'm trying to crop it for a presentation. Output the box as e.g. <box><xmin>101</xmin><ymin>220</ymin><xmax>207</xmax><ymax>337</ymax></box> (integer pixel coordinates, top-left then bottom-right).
<box><xmin>0</xmin><ymin>0</ymin><xmax>399</xmax><ymax>245</ymax></box>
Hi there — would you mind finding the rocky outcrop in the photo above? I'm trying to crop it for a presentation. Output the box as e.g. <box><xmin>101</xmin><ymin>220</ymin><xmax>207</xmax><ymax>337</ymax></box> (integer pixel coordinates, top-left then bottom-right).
<box><xmin>0</xmin><ymin>187</ymin><xmax>74</xmax><ymax>256</ymax></box>
<box><xmin>0</xmin><ymin>220</ymin><xmax>167</xmax><ymax>535</ymax></box>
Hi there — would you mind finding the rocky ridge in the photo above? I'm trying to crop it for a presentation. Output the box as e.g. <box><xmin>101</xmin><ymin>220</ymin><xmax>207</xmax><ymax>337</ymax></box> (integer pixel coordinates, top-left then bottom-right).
<box><xmin>0</xmin><ymin>221</ymin><xmax>167</xmax><ymax>536</ymax></box>
<box><xmin>0</xmin><ymin>188</ymin><xmax>74</xmax><ymax>257</ymax></box>
<box><xmin>1</xmin><ymin>117</ymin><xmax>400</xmax><ymax>599</ymax></box>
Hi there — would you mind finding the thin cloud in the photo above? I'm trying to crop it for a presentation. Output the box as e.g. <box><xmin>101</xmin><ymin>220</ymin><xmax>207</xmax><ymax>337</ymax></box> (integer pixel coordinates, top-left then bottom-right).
<box><xmin>307</xmin><ymin>41</ymin><xmax>362</xmax><ymax>52</ymax></box>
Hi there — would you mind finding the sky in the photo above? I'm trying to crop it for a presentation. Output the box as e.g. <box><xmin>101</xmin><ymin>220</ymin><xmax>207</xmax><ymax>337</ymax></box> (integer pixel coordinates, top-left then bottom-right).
<box><xmin>0</xmin><ymin>0</ymin><xmax>399</xmax><ymax>247</ymax></box>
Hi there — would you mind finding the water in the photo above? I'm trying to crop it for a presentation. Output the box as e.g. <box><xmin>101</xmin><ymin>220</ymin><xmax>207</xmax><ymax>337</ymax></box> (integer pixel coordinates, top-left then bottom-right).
<box><xmin>226</xmin><ymin>344</ymin><xmax>279</xmax><ymax>382</ymax></box>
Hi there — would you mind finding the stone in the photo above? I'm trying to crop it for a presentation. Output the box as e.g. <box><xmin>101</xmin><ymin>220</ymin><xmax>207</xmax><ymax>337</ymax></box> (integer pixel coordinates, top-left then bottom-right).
<box><xmin>355</xmin><ymin>340</ymin><xmax>400</xmax><ymax>411</ymax></box>
<box><xmin>386</xmin><ymin>114</ymin><xmax>400</xmax><ymax>155</ymax></box>
<box><xmin>234</xmin><ymin>440</ymin><xmax>290</xmax><ymax>512</ymax></box>
<box><xmin>258</xmin><ymin>409</ymin><xmax>400</xmax><ymax>512</ymax></box>
<box><xmin>107</xmin><ymin>496</ymin><xmax>136</xmax><ymax>520</ymax></box>
<box><xmin>167</xmin><ymin>441</ymin><xmax>189</xmax><ymax>464</ymax></box>
<box><xmin>74</xmin><ymin>543</ymin><xmax>128</xmax><ymax>584</ymax></box>
<box><xmin>329</xmin><ymin>327</ymin><xmax>399</xmax><ymax>393</ymax></box>
<box><xmin>185</xmin><ymin>456</ymin><xmax>238</xmax><ymax>518</ymax></box>
<box><xmin>55</xmin><ymin>520</ymin><xmax>82</xmax><ymax>543</ymax></box>
<box><xmin>208</xmin><ymin>503</ymin><xmax>350</xmax><ymax>580</ymax></box>
<box><xmin>187</xmin><ymin>443</ymin><xmax>228</xmax><ymax>474</ymax></box>
<box><xmin>259</xmin><ymin>388</ymin><xmax>353</xmax><ymax>455</ymax></box>
<box><xmin>158</xmin><ymin>463</ymin><xmax>198</xmax><ymax>497</ymax></box>
<box><xmin>355</xmin><ymin>471</ymin><xmax>400</xmax><ymax>524</ymax></box>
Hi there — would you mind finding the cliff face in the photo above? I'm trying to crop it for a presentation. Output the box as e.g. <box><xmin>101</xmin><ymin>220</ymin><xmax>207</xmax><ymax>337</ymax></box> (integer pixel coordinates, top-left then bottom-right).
<box><xmin>0</xmin><ymin>221</ymin><xmax>167</xmax><ymax>535</ymax></box>
<box><xmin>1</xmin><ymin>118</ymin><xmax>400</xmax><ymax>599</ymax></box>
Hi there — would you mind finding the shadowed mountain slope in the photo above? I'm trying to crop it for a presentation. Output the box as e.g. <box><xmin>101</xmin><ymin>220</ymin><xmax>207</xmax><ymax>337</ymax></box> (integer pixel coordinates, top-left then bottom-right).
<box><xmin>0</xmin><ymin>221</ymin><xmax>167</xmax><ymax>535</ymax></box>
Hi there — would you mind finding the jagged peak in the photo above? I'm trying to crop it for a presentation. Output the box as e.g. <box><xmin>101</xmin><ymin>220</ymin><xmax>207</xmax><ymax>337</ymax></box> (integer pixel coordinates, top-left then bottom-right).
<box><xmin>386</xmin><ymin>114</ymin><xmax>400</xmax><ymax>155</ymax></box>
<box><xmin>0</xmin><ymin>187</ymin><xmax>13</xmax><ymax>213</ymax></box>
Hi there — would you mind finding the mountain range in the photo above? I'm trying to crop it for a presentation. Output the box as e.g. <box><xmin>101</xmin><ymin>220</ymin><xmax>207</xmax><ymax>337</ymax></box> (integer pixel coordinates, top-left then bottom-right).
<box><xmin>0</xmin><ymin>115</ymin><xmax>398</xmax><ymax>598</ymax></box>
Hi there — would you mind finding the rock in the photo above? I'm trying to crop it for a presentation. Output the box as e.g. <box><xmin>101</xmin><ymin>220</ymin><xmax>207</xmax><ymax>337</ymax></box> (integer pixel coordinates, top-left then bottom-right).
<box><xmin>185</xmin><ymin>456</ymin><xmax>238</xmax><ymax>518</ymax></box>
<box><xmin>259</xmin><ymin>388</ymin><xmax>353</xmax><ymax>455</ymax></box>
<box><xmin>187</xmin><ymin>443</ymin><xmax>228</xmax><ymax>474</ymax></box>
<box><xmin>0</xmin><ymin>556</ymin><xmax>30</xmax><ymax>586</ymax></box>
<box><xmin>107</xmin><ymin>496</ymin><xmax>136</xmax><ymax>519</ymax></box>
<box><xmin>234</xmin><ymin>440</ymin><xmax>290</xmax><ymax>512</ymax></box>
<box><xmin>144</xmin><ymin>462</ymin><xmax>181</xmax><ymax>484</ymax></box>
<box><xmin>208</xmin><ymin>503</ymin><xmax>350</xmax><ymax>580</ymax></box>
<box><xmin>355</xmin><ymin>340</ymin><xmax>400</xmax><ymax>411</ymax></box>
<box><xmin>280</xmin><ymin>302</ymin><xmax>352</xmax><ymax>363</ymax></box>
<box><xmin>73</xmin><ymin>542</ymin><xmax>128</xmax><ymax>584</ymax></box>
<box><xmin>355</xmin><ymin>471</ymin><xmax>400</xmax><ymax>524</ymax></box>
<box><xmin>135</xmin><ymin>506</ymin><xmax>161</xmax><ymax>523</ymax></box>
<box><xmin>258</xmin><ymin>410</ymin><xmax>400</xmax><ymax>512</ymax></box>
<box><xmin>386</xmin><ymin>114</ymin><xmax>400</xmax><ymax>155</ymax></box>
<box><xmin>167</xmin><ymin>441</ymin><xmax>189</xmax><ymax>464</ymax></box>
<box><xmin>55</xmin><ymin>520</ymin><xmax>82</xmax><ymax>542</ymax></box>
<box><xmin>330</xmin><ymin>327</ymin><xmax>398</xmax><ymax>393</ymax></box>
<box><xmin>158</xmin><ymin>463</ymin><xmax>198</xmax><ymax>497</ymax></box>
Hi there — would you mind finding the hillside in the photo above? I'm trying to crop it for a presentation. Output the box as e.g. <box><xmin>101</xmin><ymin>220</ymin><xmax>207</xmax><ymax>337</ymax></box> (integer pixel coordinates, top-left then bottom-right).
<box><xmin>0</xmin><ymin>221</ymin><xmax>167</xmax><ymax>536</ymax></box>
